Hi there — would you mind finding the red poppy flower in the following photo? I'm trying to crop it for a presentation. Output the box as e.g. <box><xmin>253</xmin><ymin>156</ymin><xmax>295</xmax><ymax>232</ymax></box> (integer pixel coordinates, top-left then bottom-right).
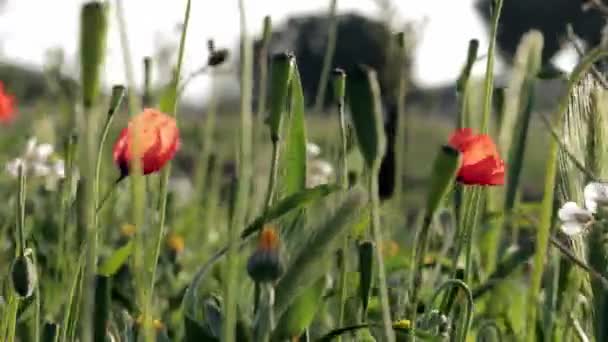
<box><xmin>448</xmin><ymin>128</ymin><xmax>505</xmax><ymax>185</ymax></box>
<box><xmin>0</xmin><ymin>81</ymin><xmax>17</xmax><ymax>124</ymax></box>
<box><xmin>113</xmin><ymin>108</ymin><xmax>180</xmax><ymax>176</ymax></box>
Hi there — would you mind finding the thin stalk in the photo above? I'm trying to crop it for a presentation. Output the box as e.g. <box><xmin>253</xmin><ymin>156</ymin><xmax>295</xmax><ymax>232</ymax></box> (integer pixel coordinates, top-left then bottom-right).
<box><xmin>336</xmin><ymin>85</ymin><xmax>349</xmax><ymax>338</ymax></box>
<box><xmin>33</xmin><ymin>256</ymin><xmax>41</xmax><ymax>342</ymax></box>
<box><xmin>60</xmin><ymin>249</ymin><xmax>86</xmax><ymax>342</ymax></box>
<box><xmin>313</xmin><ymin>0</ymin><xmax>338</xmax><ymax>113</ymax></box>
<box><xmin>115</xmin><ymin>1</ymin><xmax>147</xmax><ymax>335</ymax></box>
<box><xmin>463</xmin><ymin>187</ymin><xmax>483</xmax><ymax>284</ymax></box>
<box><xmin>17</xmin><ymin>166</ymin><xmax>26</xmax><ymax>257</ymax></box>
<box><xmin>254</xmin><ymin>134</ymin><xmax>280</xmax><ymax>316</ymax></box>
<box><xmin>394</xmin><ymin>37</ymin><xmax>409</xmax><ymax>205</ymax></box>
<box><xmin>147</xmin><ymin>0</ymin><xmax>192</xmax><ymax>332</ymax></box>
<box><xmin>57</xmin><ymin>134</ymin><xmax>77</xmax><ymax>287</ymax></box>
<box><xmin>480</xmin><ymin>0</ymin><xmax>503</xmax><ymax>133</ymax></box>
<box><xmin>369</xmin><ymin>170</ymin><xmax>395</xmax><ymax>342</ymax></box>
<box><xmin>263</xmin><ymin>139</ymin><xmax>280</xmax><ymax>213</ymax></box>
<box><xmin>93</xmin><ymin>87</ymin><xmax>124</xmax><ymax>245</ymax></box>
<box><xmin>5</xmin><ymin>295</ymin><xmax>18</xmax><ymax>342</ymax></box>
<box><xmin>223</xmin><ymin>0</ymin><xmax>254</xmax><ymax>340</ymax></box>
<box><xmin>193</xmin><ymin>70</ymin><xmax>218</xmax><ymax>207</ymax></box>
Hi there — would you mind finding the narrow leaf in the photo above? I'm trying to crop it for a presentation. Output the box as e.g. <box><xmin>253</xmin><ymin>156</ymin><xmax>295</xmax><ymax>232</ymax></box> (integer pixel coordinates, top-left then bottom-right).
<box><xmin>98</xmin><ymin>241</ymin><xmax>133</xmax><ymax>277</ymax></box>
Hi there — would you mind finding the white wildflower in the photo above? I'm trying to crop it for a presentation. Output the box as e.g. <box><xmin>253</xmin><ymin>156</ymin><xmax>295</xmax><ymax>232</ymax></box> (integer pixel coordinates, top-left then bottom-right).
<box><xmin>5</xmin><ymin>138</ymin><xmax>66</xmax><ymax>182</ymax></box>
<box><xmin>52</xmin><ymin>160</ymin><xmax>65</xmax><ymax>179</ymax></box>
<box><xmin>6</xmin><ymin>158</ymin><xmax>25</xmax><ymax>178</ymax></box>
<box><xmin>307</xmin><ymin>159</ymin><xmax>334</xmax><ymax>188</ymax></box>
<box><xmin>306</xmin><ymin>142</ymin><xmax>321</xmax><ymax>158</ymax></box>
<box><xmin>558</xmin><ymin>201</ymin><xmax>593</xmax><ymax>236</ymax></box>
<box><xmin>584</xmin><ymin>182</ymin><xmax>608</xmax><ymax>214</ymax></box>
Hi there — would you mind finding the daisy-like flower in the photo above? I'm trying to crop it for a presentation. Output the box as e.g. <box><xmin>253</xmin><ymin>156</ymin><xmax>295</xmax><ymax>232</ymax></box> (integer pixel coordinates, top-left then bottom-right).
<box><xmin>558</xmin><ymin>201</ymin><xmax>594</xmax><ymax>236</ymax></box>
<box><xmin>5</xmin><ymin>138</ymin><xmax>65</xmax><ymax>180</ymax></box>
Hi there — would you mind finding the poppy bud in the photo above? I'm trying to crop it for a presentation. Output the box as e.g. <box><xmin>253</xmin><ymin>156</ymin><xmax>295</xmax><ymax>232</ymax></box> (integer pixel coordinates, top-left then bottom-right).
<box><xmin>247</xmin><ymin>226</ymin><xmax>283</xmax><ymax>283</ymax></box>
<box><xmin>331</xmin><ymin>68</ymin><xmax>346</xmax><ymax>103</ymax></box>
<box><xmin>112</xmin><ymin>109</ymin><xmax>180</xmax><ymax>176</ymax></box>
<box><xmin>80</xmin><ymin>2</ymin><xmax>109</xmax><ymax>108</ymax></box>
<box><xmin>10</xmin><ymin>254</ymin><xmax>37</xmax><ymax>298</ymax></box>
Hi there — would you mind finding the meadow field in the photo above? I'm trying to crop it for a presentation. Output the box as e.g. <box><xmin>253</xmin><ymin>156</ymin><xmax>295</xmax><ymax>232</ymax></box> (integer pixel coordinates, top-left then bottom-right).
<box><xmin>2</xmin><ymin>0</ymin><xmax>608</xmax><ymax>341</ymax></box>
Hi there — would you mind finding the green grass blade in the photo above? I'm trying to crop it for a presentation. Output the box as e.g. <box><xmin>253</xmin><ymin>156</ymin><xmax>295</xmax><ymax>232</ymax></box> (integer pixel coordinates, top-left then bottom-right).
<box><xmin>98</xmin><ymin>241</ymin><xmax>134</xmax><ymax>277</ymax></box>
<box><xmin>279</xmin><ymin>62</ymin><xmax>307</xmax><ymax>197</ymax></box>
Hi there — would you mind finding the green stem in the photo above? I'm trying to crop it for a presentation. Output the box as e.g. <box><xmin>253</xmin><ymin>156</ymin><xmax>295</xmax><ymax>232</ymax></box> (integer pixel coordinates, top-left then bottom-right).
<box><xmin>5</xmin><ymin>295</ymin><xmax>18</xmax><ymax>342</ymax></box>
<box><xmin>313</xmin><ymin>0</ymin><xmax>338</xmax><ymax>113</ymax></box>
<box><xmin>337</xmin><ymin>94</ymin><xmax>349</xmax><ymax>337</ymax></box>
<box><xmin>480</xmin><ymin>0</ymin><xmax>503</xmax><ymax>133</ymax></box>
<box><xmin>263</xmin><ymin>138</ymin><xmax>280</xmax><ymax>213</ymax></box>
<box><xmin>147</xmin><ymin>0</ymin><xmax>192</xmax><ymax>325</ymax></box>
<box><xmin>369</xmin><ymin>170</ymin><xmax>395</xmax><ymax>342</ymax></box>
<box><xmin>463</xmin><ymin>187</ymin><xmax>483</xmax><ymax>284</ymax></box>
<box><xmin>223</xmin><ymin>0</ymin><xmax>253</xmax><ymax>340</ymax></box>
<box><xmin>17</xmin><ymin>165</ymin><xmax>27</xmax><ymax>257</ymax></box>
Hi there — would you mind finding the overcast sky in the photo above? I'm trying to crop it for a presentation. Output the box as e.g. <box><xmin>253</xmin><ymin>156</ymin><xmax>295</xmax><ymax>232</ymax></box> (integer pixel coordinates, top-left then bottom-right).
<box><xmin>0</xmin><ymin>0</ymin><xmax>575</xmax><ymax>101</ymax></box>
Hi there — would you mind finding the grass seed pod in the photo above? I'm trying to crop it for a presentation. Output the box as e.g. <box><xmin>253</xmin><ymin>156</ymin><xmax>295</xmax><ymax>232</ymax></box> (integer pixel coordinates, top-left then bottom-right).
<box><xmin>11</xmin><ymin>254</ymin><xmax>37</xmax><ymax>298</ymax></box>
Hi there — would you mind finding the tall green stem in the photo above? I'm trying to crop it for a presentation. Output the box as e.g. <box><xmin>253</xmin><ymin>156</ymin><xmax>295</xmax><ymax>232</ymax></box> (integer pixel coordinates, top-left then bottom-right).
<box><xmin>334</xmin><ymin>70</ymin><xmax>349</xmax><ymax>337</ymax></box>
<box><xmin>313</xmin><ymin>0</ymin><xmax>338</xmax><ymax>113</ymax></box>
<box><xmin>223</xmin><ymin>0</ymin><xmax>253</xmax><ymax>340</ymax></box>
<box><xmin>147</xmin><ymin>0</ymin><xmax>192</xmax><ymax>333</ymax></box>
<box><xmin>480</xmin><ymin>0</ymin><xmax>503</xmax><ymax>133</ymax></box>
<box><xmin>369</xmin><ymin>170</ymin><xmax>395</xmax><ymax>342</ymax></box>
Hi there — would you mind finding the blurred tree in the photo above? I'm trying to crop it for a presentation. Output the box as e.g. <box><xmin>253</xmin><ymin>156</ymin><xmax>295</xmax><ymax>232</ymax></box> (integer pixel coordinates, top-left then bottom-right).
<box><xmin>476</xmin><ymin>0</ymin><xmax>606</xmax><ymax>63</ymax></box>
<box><xmin>251</xmin><ymin>13</ymin><xmax>415</xmax><ymax>108</ymax></box>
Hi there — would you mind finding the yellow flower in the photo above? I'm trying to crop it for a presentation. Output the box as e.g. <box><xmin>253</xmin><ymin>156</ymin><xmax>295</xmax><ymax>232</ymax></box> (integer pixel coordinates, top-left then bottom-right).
<box><xmin>166</xmin><ymin>233</ymin><xmax>185</xmax><ymax>254</ymax></box>
<box><xmin>393</xmin><ymin>319</ymin><xmax>411</xmax><ymax>330</ymax></box>
<box><xmin>136</xmin><ymin>315</ymin><xmax>165</xmax><ymax>331</ymax></box>
<box><xmin>121</xmin><ymin>223</ymin><xmax>136</xmax><ymax>237</ymax></box>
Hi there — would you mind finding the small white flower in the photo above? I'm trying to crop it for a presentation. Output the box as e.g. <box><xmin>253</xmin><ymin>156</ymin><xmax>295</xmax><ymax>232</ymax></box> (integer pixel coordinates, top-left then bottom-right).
<box><xmin>32</xmin><ymin>162</ymin><xmax>51</xmax><ymax>177</ymax></box>
<box><xmin>6</xmin><ymin>158</ymin><xmax>25</xmax><ymax>178</ymax></box>
<box><xmin>306</xmin><ymin>142</ymin><xmax>321</xmax><ymax>158</ymax></box>
<box><xmin>52</xmin><ymin>160</ymin><xmax>65</xmax><ymax>179</ymax></box>
<box><xmin>310</xmin><ymin>159</ymin><xmax>333</xmax><ymax>177</ymax></box>
<box><xmin>307</xmin><ymin>159</ymin><xmax>334</xmax><ymax>188</ymax></box>
<box><xmin>584</xmin><ymin>182</ymin><xmax>608</xmax><ymax>214</ymax></box>
<box><xmin>5</xmin><ymin>138</ymin><xmax>66</xmax><ymax>185</ymax></box>
<box><xmin>34</xmin><ymin>143</ymin><xmax>54</xmax><ymax>161</ymax></box>
<box><xmin>558</xmin><ymin>201</ymin><xmax>593</xmax><ymax>236</ymax></box>
<box><xmin>25</xmin><ymin>138</ymin><xmax>37</xmax><ymax>156</ymax></box>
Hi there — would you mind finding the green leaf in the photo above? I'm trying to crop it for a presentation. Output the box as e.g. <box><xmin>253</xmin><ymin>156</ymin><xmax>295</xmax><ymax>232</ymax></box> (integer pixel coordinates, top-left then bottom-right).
<box><xmin>98</xmin><ymin>241</ymin><xmax>133</xmax><ymax>277</ymax></box>
<box><xmin>279</xmin><ymin>63</ymin><xmax>308</xmax><ymax>197</ymax></box>
<box><xmin>274</xmin><ymin>188</ymin><xmax>367</xmax><ymax>318</ymax></box>
<box><xmin>272</xmin><ymin>277</ymin><xmax>326</xmax><ymax>341</ymax></box>
<box><xmin>241</xmin><ymin>184</ymin><xmax>339</xmax><ymax>239</ymax></box>
<box><xmin>346</xmin><ymin>65</ymin><xmax>386</xmax><ymax>168</ymax></box>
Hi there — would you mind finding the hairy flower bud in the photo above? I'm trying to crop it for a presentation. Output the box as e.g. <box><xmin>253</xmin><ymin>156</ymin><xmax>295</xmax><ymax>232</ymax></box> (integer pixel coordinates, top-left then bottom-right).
<box><xmin>247</xmin><ymin>226</ymin><xmax>283</xmax><ymax>283</ymax></box>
